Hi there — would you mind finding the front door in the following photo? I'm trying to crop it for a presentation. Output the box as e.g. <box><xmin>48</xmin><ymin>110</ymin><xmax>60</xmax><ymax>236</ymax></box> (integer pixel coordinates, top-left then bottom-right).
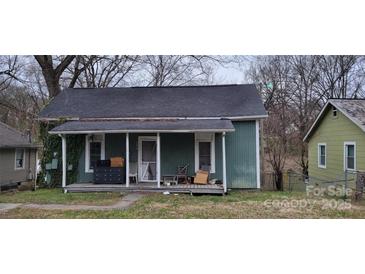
<box><xmin>138</xmin><ymin>136</ymin><xmax>157</xmax><ymax>182</ymax></box>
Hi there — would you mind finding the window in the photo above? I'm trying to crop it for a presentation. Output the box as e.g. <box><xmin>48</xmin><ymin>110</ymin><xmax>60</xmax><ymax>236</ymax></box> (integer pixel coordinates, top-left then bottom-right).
<box><xmin>332</xmin><ymin>106</ymin><xmax>337</xmax><ymax>117</ymax></box>
<box><xmin>15</xmin><ymin>148</ymin><xmax>25</xmax><ymax>169</ymax></box>
<box><xmin>344</xmin><ymin>142</ymin><xmax>356</xmax><ymax>171</ymax></box>
<box><xmin>318</xmin><ymin>143</ymin><xmax>326</xmax><ymax>168</ymax></box>
<box><xmin>85</xmin><ymin>134</ymin><xmax>105</xmax><ymax>173</ymax></box>
<box><xmin>195</xmin><ymin>133</ymin><xmax>215</xmax><ymax>173</ymax></box>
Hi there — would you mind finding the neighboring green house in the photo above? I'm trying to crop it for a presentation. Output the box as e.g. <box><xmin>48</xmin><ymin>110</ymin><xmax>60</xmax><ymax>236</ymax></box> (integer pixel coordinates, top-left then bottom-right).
<box><xmin>38</xmin><ymin>84</ymin><xmax>267</xmax><ymax>194</ymax></box>
<box><xmin>304</xmin><ymin>99</ymin><xmax>365</xmax><ymax>183</ymax></box>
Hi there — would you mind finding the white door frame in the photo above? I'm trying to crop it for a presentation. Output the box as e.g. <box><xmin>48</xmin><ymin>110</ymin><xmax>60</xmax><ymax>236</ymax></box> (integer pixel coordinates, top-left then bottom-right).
<box><xmin>138</xmin><ymin>136</ymin><xmax>158</xmax><ymax>182</ymax></box>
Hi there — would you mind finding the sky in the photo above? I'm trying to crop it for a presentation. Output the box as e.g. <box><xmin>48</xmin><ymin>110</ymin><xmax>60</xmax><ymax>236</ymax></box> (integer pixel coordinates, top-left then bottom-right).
<box><xmin>213</xmin><ymin>57</ymin><xmax>251</xmax><ymax>84</ymax></box>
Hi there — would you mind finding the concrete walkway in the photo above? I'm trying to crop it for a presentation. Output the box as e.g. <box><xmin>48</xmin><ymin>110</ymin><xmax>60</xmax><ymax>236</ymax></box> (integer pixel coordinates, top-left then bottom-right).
<box><xmin>0</xmin><ymin>203</ymin><xmax>21</xmax><ymax>212</ymax></box>
<box><xmin>0</xmin><ymin>193</ymin><xmax>144</xmax><ymax>212</ymax></box>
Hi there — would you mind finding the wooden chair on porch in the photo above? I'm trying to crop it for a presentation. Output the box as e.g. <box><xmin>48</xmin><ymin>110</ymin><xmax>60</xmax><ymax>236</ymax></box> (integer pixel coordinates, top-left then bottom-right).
<box><xmin>162</xmin><ymin>164</ymin><xmax>189</xmax><ymax>186</ymax></box>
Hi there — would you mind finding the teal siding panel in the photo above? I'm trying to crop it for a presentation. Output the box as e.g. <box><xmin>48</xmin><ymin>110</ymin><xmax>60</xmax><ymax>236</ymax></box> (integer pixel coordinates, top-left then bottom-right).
<box><xmin>214</xmin><ymin>133</ymin><xmax>223</xmax><ymax>181</ymax></box>
<box><xmin>226</xmin><ymin>121</ymin><xmax>257</xmax><ymax>188</ymax></box>
<box><xmin>105</xmin><ymin>133</ymin><xmax>125</xmax><ymax>158</ymax></box>
<box><xmin>160</xmin><ymin>133</ymin><xmax>195</xmax><ymax>176</ymax></box>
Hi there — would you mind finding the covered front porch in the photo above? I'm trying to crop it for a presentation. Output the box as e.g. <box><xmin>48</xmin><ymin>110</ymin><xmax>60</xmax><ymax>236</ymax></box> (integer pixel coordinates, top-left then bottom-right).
<box><xmin>51</xmin><ymin>119</ymin><xmax>234</xmax><ymax>194</ymax></box>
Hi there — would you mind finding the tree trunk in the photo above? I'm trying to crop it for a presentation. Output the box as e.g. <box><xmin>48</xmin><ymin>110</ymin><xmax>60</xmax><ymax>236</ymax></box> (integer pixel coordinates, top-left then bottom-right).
<box><xmin>34</xmin><ymin>55</ymin><xmax>75</xmax><ymax>98</ymax></box>
<box><xmin>275</xmin><ymin>170</ymin><xmax>283</xmax><ymax>191</ymax></box>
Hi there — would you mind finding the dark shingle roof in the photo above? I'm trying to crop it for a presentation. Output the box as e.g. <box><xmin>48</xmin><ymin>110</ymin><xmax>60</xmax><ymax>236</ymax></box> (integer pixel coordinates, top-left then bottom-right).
<box><xmin>39</xmin><ymin>84</ymin><xmax>267</xmax><ymax>120</ymax></box>
<box><xmin>330</xmin><ymin>99</ymin><xmax>365</xmax><ymax>130</ymax></box>
<box><xmin>50</xmin><ymin>119</ymin><xmax>235</xmax><ymax>134</ymax></box>
<box><xmin>0</xmin><ymin>122</ymin><xmax>39</xmax><ymax>148</ymax></box>
<box><xmin>304</xmin><ymin>99</ymin><xmax>365</xmax><ymax>141</ymax></box>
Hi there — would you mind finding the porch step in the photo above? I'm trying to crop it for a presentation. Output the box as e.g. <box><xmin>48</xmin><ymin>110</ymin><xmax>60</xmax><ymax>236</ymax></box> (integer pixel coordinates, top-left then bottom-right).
<box><xmin>64</xmin><ymin>183</ymin><xmax>224</xmax><ymax>195</ymax></box>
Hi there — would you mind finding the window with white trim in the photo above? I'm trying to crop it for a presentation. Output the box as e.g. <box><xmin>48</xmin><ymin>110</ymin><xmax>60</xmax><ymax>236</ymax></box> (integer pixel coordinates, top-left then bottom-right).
<box><xmin>15</xmin><ymin>148</ymin><xmax>25</xmax><ymax>169</ymax></box>
<box><xmin>194</xmin><ymin>133</ymin><xmax>215</xmax><ymax>173</ymax></box>
<box><xmin>85</xmin><ymin>134</ymin><xmax>105</xmax><ymax>173</ymax></box>
<box><xmin>344</xmin><ymin>142</ymin><xmax>356</xmax><ymax>171</ymax></box>
<box><xmin>318</xmin><ymin>143</ymin><xmax>326</xmax><ymax>168</ymax></box>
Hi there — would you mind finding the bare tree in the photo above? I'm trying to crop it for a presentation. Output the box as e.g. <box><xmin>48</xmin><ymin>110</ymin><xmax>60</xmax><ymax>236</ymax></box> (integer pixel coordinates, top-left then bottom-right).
<box><xmin>138</xmin><ymin>55</ymin><xmax>217</xmax><ymax>86</ymax></box>
<box><xmin>34</xmin><ymin>55</ymin><xmax>75</xmax><ymax>98</ymax></box>
<box><xmin>67</xmin><ymin>55</ymin><xmax>140</xmax><ymax>88</ymax></box>
<box><xmin>0</xmin><ymin>56</ymin><xmax>20</xmax><ymax>91</ymax></box>
<box><xmin>315</xmin><ymin>55</ymin><xmax>365</xmax><ymax>99</ymax></box>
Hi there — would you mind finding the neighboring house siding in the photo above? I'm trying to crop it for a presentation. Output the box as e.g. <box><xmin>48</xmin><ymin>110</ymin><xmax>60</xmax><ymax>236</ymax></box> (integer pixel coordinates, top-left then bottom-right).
<box><xmin>76</xmin><ymin>122</ymin><xmax>258</xmax><ymax>188</ymax></box>
<box><xmin>0</xmin><ymin>148</ymin><xmax>37</xmax><ymax>185</ymax></box>
<box><xmin>308</xmin><ymin>108</ymin><xmax>365</xmax><ymax>181</ymax></box>
<box><xmin>226</xmin><ymin>121</ymin><xmax>257</xmax><ymax>188</ymax></box>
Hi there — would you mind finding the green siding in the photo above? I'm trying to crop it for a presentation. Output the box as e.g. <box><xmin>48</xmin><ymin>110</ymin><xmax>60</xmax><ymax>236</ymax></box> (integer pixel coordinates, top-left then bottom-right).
<box><xmin>160</xmin><ymin>133</ymin><xmax>195</xmax><ymax>176</ymax></box>
<box><xmin>308</xmin><ymin>107</ymin><xmax>365</xmax><ymax>181</ymax></box>
<box><xmin>76</xmin><ymin>122</ymin><xmax>258</xmax><ymax>188</ymax></box>
<box><xmin>226</xmin><ymin>121</ymin><xmax>257</xmax><ymax>188</ymax></box>
<box><xmin>106</xmin><ymin>133</ymin><xmax>125</xmax><ymax>158</ymax></box>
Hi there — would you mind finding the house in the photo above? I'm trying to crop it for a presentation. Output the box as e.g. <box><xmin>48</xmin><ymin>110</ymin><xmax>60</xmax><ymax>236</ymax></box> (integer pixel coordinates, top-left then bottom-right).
<box><xmin>0</xmin><ymin>122</ymin><xmax>39</xmax><ymax>188</ymax></box>
<box><xmin>38</xmin><ymin>84</ymin><xmax>267</xmax><ymax>194</ymax></box>
<box><xmin>304</xmin><ymin>99</ymin><xmax>365</xmax><ymax>182</ymax></box>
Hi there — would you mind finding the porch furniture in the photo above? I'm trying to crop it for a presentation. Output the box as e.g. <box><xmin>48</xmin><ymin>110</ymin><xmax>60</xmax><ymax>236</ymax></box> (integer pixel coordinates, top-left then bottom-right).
<box><xmin>162</xmin><ymin>176</ymin><xmax>178</xmax><ymax>186</ymax></box>
<box><xmin>193</xmin><ymin>170</ymin><xmax>209</xmax><ymax>184</ymax></box>
<box><xmin>93</xmin><ymin>160</ymin><xmax>125</xmax><ymax>184</ymax></box>
<box><xmin>110</xmin><ymin>157</ymin><xmax>124</xmax><ymax>167</ymax></box>
<box><xmin>162</xmin><ymin>164</ymin><xmax>189</xmax><ymax>186</ymax></box>
<box><xmin>129</xmin><ymin>162</ymin><xmax>138</xmax><ymax>184</ymax></box>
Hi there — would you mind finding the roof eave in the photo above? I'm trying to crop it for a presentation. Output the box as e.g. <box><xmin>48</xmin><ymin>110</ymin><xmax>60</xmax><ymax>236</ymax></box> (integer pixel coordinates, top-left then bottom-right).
<box><xmin>39</xmin><ymin>115</ymin><xmax>268</xmax><ymax>122</ymax></box>
<box><xmin>303</xmin><ymin>101</ymin><xmax>330</xmax><ymax>142</ymax></box>
<box><xmin>50</xmin><ymin>128</ymin><xmax>235</xmax><ymax>135</ymax></box>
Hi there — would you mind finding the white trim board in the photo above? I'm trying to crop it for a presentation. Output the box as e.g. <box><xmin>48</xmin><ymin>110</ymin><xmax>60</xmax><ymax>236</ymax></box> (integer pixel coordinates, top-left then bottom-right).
<box><xmin>50</xmin><ymin>128</ymin><xmax>235</xmax><ymax>135</ymax></box>
<box><xmin>138</xmin><ymin>136</ymin><xmax>158</xmax><ymax>183</ymax></box>
<box><xmin>344</xmin><ymin>141</ymin><xmax>356</xmax><ymax>171</ymax></box>
<box><xmin>317</xmin><ymin>143</ymin><xmax>327</xmax><ymax>169</ymax></box>
<box><xmin>255</xmin><ymin>120</ymin><xmax>260</xmax><ymax>188</ymax></box>
<box><xmin>194</xmin><ymin>133</ymin><xmax>216</xmax><ymax>173</ymax></box>
<box><xmin>85</xmin><ymin>134</ymin><xmax>105</xmax><ymax>173</ymax></box>
<box><xmin>14</xmin><ymin>148</ymin><xmax>25</xmax><ymax>170</ymax></box>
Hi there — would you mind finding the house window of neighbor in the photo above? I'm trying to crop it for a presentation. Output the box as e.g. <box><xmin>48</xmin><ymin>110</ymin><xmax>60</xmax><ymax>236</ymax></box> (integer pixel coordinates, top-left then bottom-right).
<box><xmin>318</xmin><ymin>143</ymin><xmax>326</xmax><ymax>168</ymax></box>
<box><xmin>344</xmin><ymin>142</ymin><xmax>356</xmax><ymax>171</ymax></box>
<box><xmin>332</xmin><ymin>106</ymin><xmax>337</xmax><ymax>117</ymax></box>
<box><xmin>195</xmin><ymin>133</ymin><xmax>215</xmax><ymax>173</ymax></box>
<box><xmin>15</xmin><ymin>148</ymin><xmax>25</xmax><ymax>169</ymax></box>
<box><xmin>85</xmin><ymin>134</ymin><xmax>105</xmax><ymax>172</ymax></box>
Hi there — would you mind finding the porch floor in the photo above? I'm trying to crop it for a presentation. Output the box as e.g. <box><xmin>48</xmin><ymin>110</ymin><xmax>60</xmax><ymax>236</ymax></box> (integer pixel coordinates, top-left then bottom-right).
<box><xmin>64</xmin><ymin>182</ymin><xmax>225</xmax><ymax>195</ymax></box>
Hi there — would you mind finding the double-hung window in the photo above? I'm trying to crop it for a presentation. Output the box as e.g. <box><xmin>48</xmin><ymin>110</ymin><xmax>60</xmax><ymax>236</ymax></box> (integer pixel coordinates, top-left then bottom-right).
<box><xmin>15</xmin><ymin>148</ymin><xmax>25</xmax><ymax>170</ymax></box>
<box><xmin>195</xmin><ymin>133</ymin><xmax>215</xmax><ymax>173</ymax></box>
<box><xmin>85</xmin><ymin>134</ymin><xmax>105</xmax><ymax>173</ymax></box>
<box><xmin>318</xmin><ymin>143</ymin><xmax>326</xmax><ymax>168</ymax></box>
<box><xmin>344</xmin><ymin>142</ymin><xmax>356</xmax><ymax>171</ymax></box>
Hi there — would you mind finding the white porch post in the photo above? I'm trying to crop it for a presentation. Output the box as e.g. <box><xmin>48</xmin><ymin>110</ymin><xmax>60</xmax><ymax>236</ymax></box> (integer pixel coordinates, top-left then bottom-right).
<box><xmin>126</xmin><ymin>132</ymin><xmax>130</xmax><ymax>187</ymax></box>
<box><xmin>222</xmin><ymin>132</ymin><xmax>227</xmax><ymax>193</ymax></box>
<box><xmin>256</xmin><ymin>120</ymin><xmax>261</xmax><ymax>189</ymax></box>
<box><xmin>61</xmin><ymin>134</ymin><xmax>67</xmax><ymax>190</ymax></box>
<box><xmin>156</xmin><ymin>132</ymin><xmax>161</xmax><ymax>188</ymax></box>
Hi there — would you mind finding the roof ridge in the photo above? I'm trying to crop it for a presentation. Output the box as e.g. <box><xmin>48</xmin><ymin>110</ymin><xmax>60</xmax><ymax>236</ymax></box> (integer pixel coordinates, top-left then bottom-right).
<box><xmin>66</xmin><ymin>84</ymin><xmax>254</xmax><ymax>91</ymax></box>
<box><xmin>329</xmin><ymin>98</ymin><xmax>365</xmax><ymax>100</ymax></box>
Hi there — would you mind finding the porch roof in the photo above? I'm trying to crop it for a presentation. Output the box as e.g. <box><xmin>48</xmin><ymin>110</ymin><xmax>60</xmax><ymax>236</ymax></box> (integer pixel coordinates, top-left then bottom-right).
<box><xmin>49</xmin><ymin>119</ymin><xmax>235</xmax><ymax>134</ymax></box>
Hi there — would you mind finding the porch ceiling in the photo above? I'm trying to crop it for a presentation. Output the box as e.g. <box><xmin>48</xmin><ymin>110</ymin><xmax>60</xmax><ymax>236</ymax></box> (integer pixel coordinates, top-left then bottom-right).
<box><xmin>49</xmin><ymin>119</ymin><xmax>235</xmax><ymax>134</ymax></box>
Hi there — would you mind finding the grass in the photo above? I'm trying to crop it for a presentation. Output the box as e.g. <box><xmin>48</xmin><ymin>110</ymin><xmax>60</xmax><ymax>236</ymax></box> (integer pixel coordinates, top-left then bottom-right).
<box><xmin>0</xmin><ymin>189</ymin><xmax>121</xmax><ymax>206</ymax></box>
<box><xmin>2</xmin><ymin>190</ymin><xmax>365</xmax><ymax>218</ymax></box>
